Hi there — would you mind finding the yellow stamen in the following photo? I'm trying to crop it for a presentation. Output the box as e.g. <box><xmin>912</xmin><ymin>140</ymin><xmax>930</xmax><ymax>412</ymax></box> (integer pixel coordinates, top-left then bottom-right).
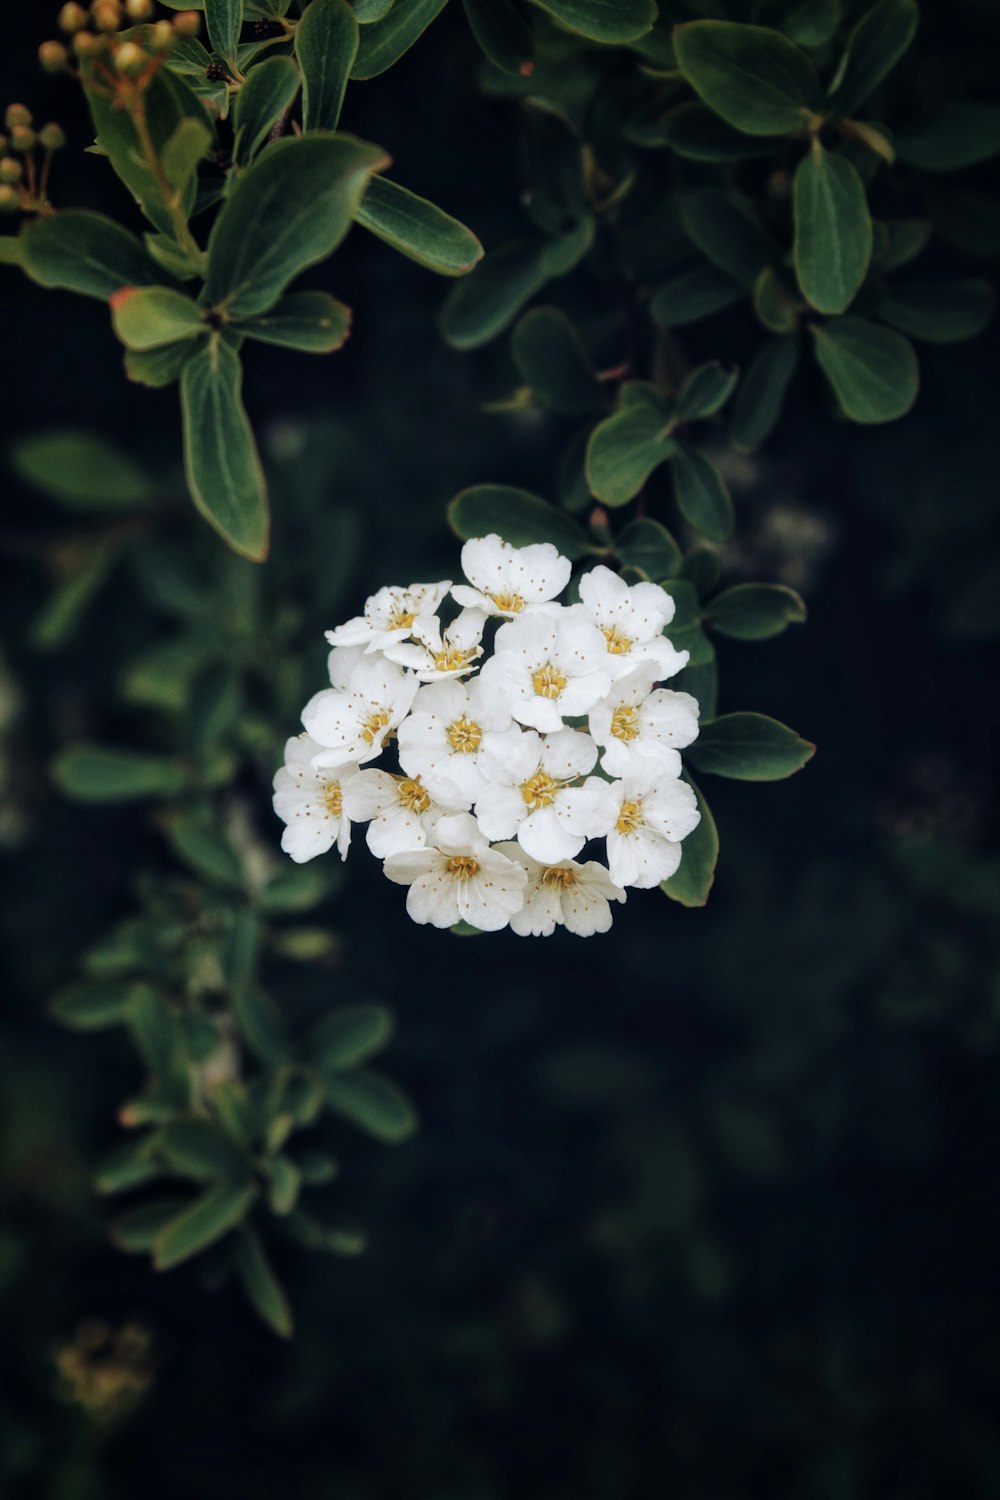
<box><xmin>434</xmin><ymin>646</ymin><xmax>476</xmax><ymax>673</ymax></box>
<box><xmin>397</xmin><ymin>777</ymin><xmax>431</xmax><ymax>813</ymax></box>
<box><xmin>446</xmin><ymin>715</ymin><xmax>482</xmax><ymax>753</ymax></box>
<box><xmin>616</xmin><ymin>798</ymin><xmax>643</xmax><ymax>835</ymax></box>
<box><xmin>491</xmin><ymin>591</ymin><xmax>525</xmax><ymax>613</ymax></box>
<box><xmin>603</xmin><ymin>625</ymin><xmax>633</xmax><ymax>655</ymax></box>
<box><xmin>531</xmin><ymin>662</ymin><xmax>567</xmax><ymax>699</ymax></box>
<box><xmin>542</xmin><ymin>866</ymin><xmax>576</xmax><ymax>888</ymax></box>
<box><xmin>323</xmin><ymin>782</ymin><xmax>343</xmax><ymax>816</ymax></box>
<box><xmin>389</xmin><ymin>608</ymin><xmax>415</xmax><ymax>630</ymax></box>
<box><xmin>611</xmin><ymin>705</ymin><xmax>640</xmax><ymax>742</ymax></box>
<box><xmin>521</xmin><ymin>771</ymin><xmax>559</xmax><ymax>810</ymax></box>
<box><xmin>361</xmin><ymin>709</ymin><xmax>390</xmax><ymax>745</ymax></box>
<box><xmin>447</xmin><ymin>855</ymin><xmax>479</xmax><ymax>880</ymax></box>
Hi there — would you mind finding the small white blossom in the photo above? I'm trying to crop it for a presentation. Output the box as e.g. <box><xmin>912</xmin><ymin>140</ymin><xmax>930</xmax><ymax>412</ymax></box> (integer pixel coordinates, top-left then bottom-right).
<box><xmin>326</xmin><ymin>581</ymin><xmax>451</xmax><ymax>655</ymax></box>
<box><xmin>326</xmin><ymin>643</ymin><xmax>367</xmax><ymax>689</ymax></box>
<box><xmin>451</xmin><ymin>533</ymin><xmax>571</xmax><ymax>619</ymax></box>
<box><xmin>597</xmin><ymin>762</ymin><xmax>701</xmax><ymax>889</ymax></box>
<box><xmin>474</xmin><ymin>725</ymin><xmax>613</xmax><ymax>864</ymax></box>
<box><xmin>384</xmin><ymin>608</ymin><xmax>487</xmax><ymax>682</ymax></box>
<box><xmin>342</xmin><ymin>769</ymin><xmax>468</xmax><ymax>858</ymax></box>
<box><xmin>272</xmin><ymin>733</ymin><xmax>361</xmax><ymax>864</ymax></box>
<box><xmin>496</xmin><ymin>845</ymin><xmax>627</xmax><ymax>937</ymax></box>
<box><xmin>396</xmin><ymin>677</ymin><xmax>512</xmax><ymax>803</ymax></box>
<box><xmin>577</xmin><ymin>565</ymin><xmax>689</xmax><ymax>680</ymax></box>
<box><xmin>303</xmin><ymin>657</ymin><xmax>418</xmax><ymax>770</ymax></box>
<box><xmin>589</xmin><ymin>667</ymin><xmax>700</xmax><ymax>778</ymax></box>
<box><xmin>383</xmin><ymin>813</ymin><xmax>528</xmax><ymax>932</ymax></box>
<box><xmin>477</xmin><ymin>609</ymin><xmax>612</xmax><ymax>732</ymax></box>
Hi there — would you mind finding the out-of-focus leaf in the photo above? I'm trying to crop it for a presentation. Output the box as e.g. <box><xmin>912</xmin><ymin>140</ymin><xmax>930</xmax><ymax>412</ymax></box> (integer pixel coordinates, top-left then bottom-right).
<box><xmin>461</xmin><ymin>0</ymin><xmax>534</xmax><ymax>74</ymax></box>
<box><xmin>52</xmin><ymin>744</ymin><xmax>189</xmax><ymax>802</ymax></box>
<box><xmin>351</xmin><ymin>0</ymin><xmax>449</xmax><ymax>78</ymax></box>
<box><xmin>235</xmin><ymin>1227</ymin><xmax>293</xmax><ymax>1337</ymax></box>
<box><xmin>511</xmin><ymin>306</ymin><xmax>606</xmax><ymax>414</ymax></box>
<box><xmin>680</xmin><ymin>188</ymin><xmax>777</xmax><ymax>288</ymax></box>
<box><xmin>731</xmin><ymin>334</ymin><xmax>801</xmax><ymax>451</ymax></box>
<box><xmin>616</xmin><ymin>517</ymin><xmax>682</xmax><ymax>580</ymax></box>
<box><xmin>525</xmin><ymin>0</ymin><xmax>655</xmax><ymax>44</ymax></box>
<box><xmin>671</xmin><ymin>443</ymin><xmax>734</xmax><ymax>542</ymax></box>
<box><xmin>152</xmin><ymin>1182</ymin><xmax>259</xmax><ymax>1270</ymax></box>
<box><xmin>829</xmin><ymin>0</ymin><xmax>918</xmax><ymax>118</ymax></box>
<box><xmin>878</xmin><ymin>280</ymin><xmax>996</xmax><ymax>344</ymax></box>
<box><xmin>650</xmin><ymin>266</ymin><xmax>745</xmax><ymax>326</ymax></box>
<box><xmin>894</xmin><ymin>103</ymin><xmax>1000</xmax><ymax>172</ymax></box>
<box><xmin>311</xmin><ymin>1005</ymin><xmax>395</xmax><ymax>1071</ymax></box>
<box><xmin>323</xmin><ymin>1069</ymin><xmax>418</xmax><ymax>1144</ymax></box>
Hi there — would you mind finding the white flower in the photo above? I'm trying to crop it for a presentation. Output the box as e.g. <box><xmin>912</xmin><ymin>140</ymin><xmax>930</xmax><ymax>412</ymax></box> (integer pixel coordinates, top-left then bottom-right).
<box><xmin>341</xmin><ymin>768</ymin><xmax>468</xmax><ymax>859</ymax></box>
<box><xmin>589</xmin><ymin>668</ymin><xmax>700</xmax><ymax>777</ymax></box>
<box><xmin>325</xmin><ymin>580</ymin><xmax>451</xmax><ymax>654</ymax></box>
<box><xmin>302</xmin><ymin>657</ymin><xmax>418</xmax><ymax>770</ymax></box>
<box><xmin>272</xmin><ymin>734</ymin><xmax>361</xmax><ymax>864</ymax></box>
<box><xmin>477</xmin><ymin>609</ymin><xmax>611</xmax><ymax>732</ymax></box>
<box><xmin>326</xmin><ymin>643</ymin><xmax>367</xmax><ymax>689</ymax></box>
<box><xmin>597</xmin><ymin>762</ymin><xmax>701</xmax><ymax>889</ymax></box>
<box><xmin>474</xmin><ymin>725</ymin><xmax>613</xmax><ymax>864</ymax></box>
<box><xmin>383</xmin><ymin>608</ymin><xmax>487</xmax><ymax>682</ymax></box>
<box><xmin>451</xmin><ymin>533</ymin><xmax>571</xmax><ymax>619</ymax></box>
<box><xmin>577</xmin><ymin>565</ymin><xmax>689</xmax><ymax>680</ymax></box>
<box><xmin>396</xmin><ymin>677</ymin><xmax>512</xmax><ymax>803</ymax></box>
<box><xmin>496</xmin><ymin>845</ymin><xmax>627</xmax><ymax>937</ymax></box>
<box><xmin>383</xmin><ymin>813</ymin><xmax>528</xmax><ymax>932</ymax></box>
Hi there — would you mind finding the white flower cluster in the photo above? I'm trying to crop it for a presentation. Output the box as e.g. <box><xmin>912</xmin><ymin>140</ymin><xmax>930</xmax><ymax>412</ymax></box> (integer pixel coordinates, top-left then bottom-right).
<box><xmin>273</xmin><ymin>536</ymin><xmax>702</xmax><ymax>937</ymax></box>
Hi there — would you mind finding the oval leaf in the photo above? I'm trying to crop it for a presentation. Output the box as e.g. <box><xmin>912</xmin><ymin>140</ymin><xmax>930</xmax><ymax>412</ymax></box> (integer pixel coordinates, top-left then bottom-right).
<box><xmin>235</xmin><ymin>1227</ymin><xmax>293</xmax><ymax>1338</ymax></box>
<box><xmin>440</xmin><ymin>240</ymin><xmax>550</xmax><ymax>348</ymax></box>
<box><xmin>894</xmin><ymin>102</ymin><xmax>1000</xmax><ymax>172</ymax></box>
<box><xmin>233</xmin><ymin>55</ymin><xmax>301</xmax><ymax>164</ymax></box>
<box><xmin>650</xmin><ymin>266</ymin><xmax>745</xmax><ymax>327</ymax></box>
<box><xmin>661</xmin><ymin>777</ymin><xmax>718</xmax><ymax>907</ymax></box>
<box><xmin>110</xmin><ymin>285</ymin><xmax>205</xmax><ymax>351</ymax></box>
<box><xmin>461</xmin><ymin>0</ymin><xmax>534</xmax><ymax>74</ymax></box>
<box><xmin>674</xmin><ymin>360</ymin><xmax>739</xmax><ymax>423</ymax></box>
<box><xmin>810</xmin><ymin>315</ymin><xmax>918</xmax><ymax>423</ymax></box>
<box><xmin>793</xmin><ymin>143</ymin><xmax>872</xmax><ymax>315</ymax></box>
<box><xmin>673</xmin><ymin>20</ymin><xmax>822</xmax><ymax>136</ymax></box>
<box><xmin>52</xmin><ymin>744</ymin><xmax>189</xmax><ymax>801</ymax></box>
<box><xmin>311</xmin><ymin>1004</ymin><xmax>395</xmax><ymax>1071</ymax></box>
<box><xmin>297</xmin><ymin>0</ymin><xmax>359</xmax><ymax>132</ymax></box>
<box><xmin>878</xmin><ymin>279</ymin><xmax>996</xmax><ymax>344</ymax></box>
<box><xmin>706</xmin><ymin>582</ymin><xmax>807</xmax><ymax>640</ymax></box>
<box><xmin>511</xmin><ymin>306</ymin><xmax>605</xmax><ymax>414</ymax></box>
<box><xmin>687</xmin><ymin>712</ymin><xmax>815</xmax><ymax>780</ymax></box>
<box><xmin>153</xmin><ymin>1182</ymin><xmax>259</xmax><ymax>1271</ymax></box>
<box><xmin>731</xmin><ymin>334</ymin><xmax>801</xmax><ymax>452</ymax></box>
<box><xmin>526</xmin><ymin>0</ymin><xmax>655</xmax><ymax>44</ymax></box>
<box><xmin>352</xmin><ymin>0</ymin><xmax>449</xmax><ymax>78</ymax></box>
<box><xmin>233</xmin><ymin>290</ymin><xmax>352</xmax><ymax>351</ymax></box>
<box><xmin>448</xmin><ymin>484</ymin><xmax>591</xmax><ymax>557</ymax></box>
<box><xmin>10</xmin><ymin>429</ymin><xmax>153</xmax><ymax>509</ymax></box>
<box><xmin>830</xmin><ymin>0</ymin><xmax>919</xmax><ymax>120</ymax></box>
<box><xmin>355</xmin><ymin>176</ymin><xmax>483</xmax><ymax>276</ymax></box>
<box><xmin>680</xmin><ymin>188</ymin><xmax>777</xmax><ymax>288</ymax></box>
<box><xmin>586</xmin><ymin>383</ymin><xmax>676</xmax><ymax>507</ymax></box>
<box><xmin>616</xmin><ymin>517</ymin><xmax>682</xmax><ymax>581</ymax></box>
<box><xmin>180</xmin><ymin>338</ymin><xmax>269</xmax><ymax>559</ymax></box>
<box><xmin>323</xmin><ymin>1069</ymin><xmax>418</xmax><ymax>1144</ymax></box>
<box><xmin>671</xmin><ymin>442</ymin><xmax>734</xmax><ymax>542</ymax></box>
<box><xmin>21</xmin><ymin>211</ymin><xmax>158</xmax><ymax>302</ymax></box>
<box><xmin>205</xmin><ymin>0</ymin><xmax>242</xmax><ymax>59</ymax></box>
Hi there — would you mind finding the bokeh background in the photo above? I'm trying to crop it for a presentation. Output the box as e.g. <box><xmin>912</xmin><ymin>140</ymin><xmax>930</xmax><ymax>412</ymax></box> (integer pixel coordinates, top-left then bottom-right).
<box><xmin>2</xmin><ymin>3</ymin><xmax>999</xmax><ymax>1497</ymax></box>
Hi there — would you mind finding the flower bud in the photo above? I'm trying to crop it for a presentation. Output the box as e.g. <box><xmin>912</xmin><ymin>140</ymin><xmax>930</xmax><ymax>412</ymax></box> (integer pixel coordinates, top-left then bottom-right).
<box><xmin>0</xmin><ymin>157</ymin><xmax>23</xmax><ymax>184</ymax></box>
<box><xmin>9</xmin><ymin>125</ymin><xmax>35</xmax><ymax>153</ymax></box>
<box><xmin>91</xmin><ymin>0</ymin><xmax>122</xmax><ymax>31</ymax></box>
<box><xmin>149</xmin><ymin>19</ymin><xmax>175</xmax><ymax>51</ymax></box>
<box><xmin>4</xmin><ymin>104</ymin><xmax>32</xmax><ymax>130</ymax></box>
<box><xmin>72</xmin><ymin>31</ymin><xmax>100</xmax><ymax>57</ymax></box>
<box><xmin>39</xmin><ymin>40</ymin><xmax>70</xmax><ymax>72</ymax></box>
<box><xmin>172</xmin><ymin>10</ymin><xmax>201</xmax><ymax>38</ymax></box>
<box><xmin>58</xmin><ymin>2</ymin><xmax>89</xmax><ymax>30</ymax></box>
<box><xmin>39</xmin><ymin>122</ymin><xmax>67</xmax><ymax>151</ymax></box>
<box><xmin>0</xmin><ymin>184</ymin><xmax>20</xmax><ymax>213</ymax></box>
<box><xmin>114</xmin><ymin>40</ymin><xmax>145</xmax><ymax>74</ymax></box>
<box><xmin>125</xmin><ymin>0</ymin><xmax>154</xmax><ymax>16</ymax></box>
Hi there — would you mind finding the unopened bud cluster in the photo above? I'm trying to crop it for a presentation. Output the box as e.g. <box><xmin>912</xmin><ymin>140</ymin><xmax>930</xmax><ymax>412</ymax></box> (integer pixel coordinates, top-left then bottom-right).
<box><xmin>42</xmin><ymin>1</ymin><xmax>201</xmax><ymax>81</ymax></box>
<box><xmin>0</xmin><ymin>103</ymin><xmax>65</xmax><ymax>214</ymax></box>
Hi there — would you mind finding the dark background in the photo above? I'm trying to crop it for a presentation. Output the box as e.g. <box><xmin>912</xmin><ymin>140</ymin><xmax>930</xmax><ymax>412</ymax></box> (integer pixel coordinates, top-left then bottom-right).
<box><xmin>2</xmin><ymin>3</ymin><xmax>999</xmax><ymax>1497</ymax></box>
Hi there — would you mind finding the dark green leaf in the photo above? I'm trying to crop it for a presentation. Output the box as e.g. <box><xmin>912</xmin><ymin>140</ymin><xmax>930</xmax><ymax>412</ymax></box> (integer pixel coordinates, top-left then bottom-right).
<box><xmin>780</xmin><ymin>0</ymin><xmax>841</xmax><ymax>48</ymax></box>
<box><xmin>440</xmin><ymin>242</ymin><xmax>551</xmax><ymax>349</ymax></box>
<box><xmin>113</xmin><ymin>1199</ymin><xmax>189</xmax><ymax>1254</ymax></box>
<box><xmin>616</xmin><ymin>517</ymin><xmax>682</xmax><ymax>580</ymax></box>
<box><xmin>354</xmin><ymin>0</ymin><xmax>396</xmax><ymax>17</ymax></box>
<box><xmin>52</xmin><ymin>744</ymin><xmax>189</xmax><ymax>801</ymax></box>
<box><xmin>875</xmin><ymin>217</ymin><xmax>930</xmax><ymax>271</ymax></box>
<box><xmin>206</xmin><ymin>0</ymin><xmax>242</xmax><ymax>59</ymax></box>
<box><xmin>51</xmin><ymin>981</ymin><xmax>136</xmax><ymax>1032</ymax></box>
<box><xmin>110</xmin><ymin>285</ymin><xmax>205</xmax><ymax>351</ymax></box>
<box><xmin>650</xmin><ymin>266</ymin><xmax>745</xmax><ymax>327</ymax></box>
<box><xmin>586</xmin><ymin>383</ymin><xmax>676</xmax><ymax>507</ymax></box>
<box><xmin>157</xmin><ymin>1120</ymin><xmax>250</xmax><ymax>1182</ymax></box>
<box><xmin>163</xmin><ymin>808</ymin><xmax>245</xmax><ymax>888</ymax></box>
<box><xmin>297</xmin><ymin>0</ymin><xmax>358</xmax><ymax>131</ymax></box>
<box><xmin>355</xmin><ymin>176</ymin><xmax>483</xmax><ymax>275</ymax></box>
<box><xmin>753</xmin><ymin>265</ymin><xmax>800</xmax><ymax>333</ymax></box>
<box><xmin>680</xmin><ymin>188</ymin><xmax>777</xmax><ymax>288</ymax></box>
<box><xmin>673</xmin><ymin>20</ymin><xmax>822</xmax><ymax>136</ymax></box>
<box><xmin>878</xmin><ymin>279</ymin><xmax>996</xmax><ymax>344</ymax></box>
<box><xmin>661</xmin><ymin>776</ymin><xmax>718</xmax><ymax>908</ymax></box>
<box><xmin>234</xmin><ymin>291</ymin><xmax>352</xmax><ymax>351</ymax></box>
<box><xmin>152</xmin><ymin>1182</ymin><xmax>259</xmax><ymax>1270</ymax></box>
<box><xmin>830</xmin><ymin>0</ymin><xmax>919</xmax><ymax>119</ymax></box>
<box><xmin>793</xmin><ymin>143</ymin><xmax>872</xmax><ymax>315</ymax></box>
<box><xmin>266</xmin><ymin>1156</ymin><xmax>301</xmax><ymax>1215</ymax></box>
<box><xmin>731</xmin><ymin>333</ymin><xmax>801</xmax><ymax>451</ymax></box>
<box><xmin>0</xmin><ymin>236</ymin><xmax>23</xmax><ymax>267</ymax></box>
<box><xmin>461</xmin><ymin>0</ymin><xmax>534</xmax><ymax>74</ymax></box>
<box><xmin>671</xmin><ymin>442</ymin><xmax>734</xmax><ymax>542</ymax></box>
<box><xmin>674</xmin><ymin>360</ymin><xmax>739</xmax><ymax>423</ymax></box>
<box><xmin>448</xmin><ymin>484</ymin><xmax>592</xmax><ymax>557</ymax></box>
<box><xmin>233</xmin><ymin>56</ymin><xmax>301</xmax><ymax>164</ymax></box>
<box><xmin>351</xmin><ymin>0</ymin><xmax>449</xmax><ymax>78</ymax></box>
<box><xmin>95</xmin><ymin>1139</ymin><xmax>162</xmax><ymax>1196</ymax></box>
<box><xmin>206</xmin><ymin>133</ymin><xmax>389</xmax><ymax>317</ymax></box>
<box><xmin>235</xmin><ymin>1227</ymin><xmax>293</xmax><ymax>1337</ymax></box>
<box><xmin>811</xmin><ymin>315</ymin><xmax>918</xmax><ymax>423</ymax></box>
<box><xmin>180</xmin><ymin>338</ymin><xmax>269</xmax><ymax>560</ymax></box>
<box><xmin>925</xmin><ymin>192</ymin><xmax>1000</xmax><ymax>256</ymax></box>
<box><xmin>680</xmin><ymin>546</ymin><xmax>723</xmax><ymax>600</ymax></box>
<box><xmin>894</xmin><ymin>103</ymin><xmax>1000</xmax><ymax>172</ymax></box>
<box><xmin>323</xmin><ymin>1069</ymin><xmax>418</xmax><ymax>1144</ymax></box>
<box><xmin>9</xmin><ymin>429</ymin><xmax>153</xmax><ymax>509</ymax></box>
<box><xmin>525</xmin><ymin>0</ymin><xmax>654</xmax><ymax>43</ymax></box>
<box><xmin>687</xmin><ymin>711</ymin><xmax>815</xmax><ymax>780</ymax></box>
<box><xmin>707</xmin><ymin>582</ymin><xmax>807</xmax><ymax>639</ymax></box>
<box><xmin>20</xmin><ymin>212</ymin><xmax>158</xmax><ymax>302</ymax></box>
<box><xmin>661</xmin><ymin>102</ymin><xmax>785</xmax><ymax>162</ymax></box>
<box><xmin>511</xmin><ymin>306</ymin><xmax>606</xmax><ymax>414</ymax></box>
<box><xmin>311</xmin><ymin>1004</ymin><xmax>395</xmax><ymax>1071</ymax></box>
<box><xmin>125</xmin><ymin>342</ymin><xmax>196</xmax><ymax>389</ymax></box>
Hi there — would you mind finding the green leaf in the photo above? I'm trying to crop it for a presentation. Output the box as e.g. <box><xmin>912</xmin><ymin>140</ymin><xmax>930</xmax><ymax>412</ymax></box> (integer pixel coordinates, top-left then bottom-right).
<box><xmin>731</xmin><ymin>334</ymin><xmax>801</xmax><ymax>451</ymax></box>
<box><xmin>206</xmin><ymin>133</ymin><xmax>389</xmax><ymax>317</ymax></box>
<box><xmin>52</xmin><ymin>744</ymin><xmax>189</xmax><ymax>802</ymax></box>
<box><xmin>113</xmin><ymin>1199</ymin><xmax>189</xmax><ymax>1254</ymax></box>
<box><xmin>126</xmin><ymin>987</ymin><xmax>177</xmax><ymax>1078</ymax></box>
<box><xmin>674</xmin><ymin>360</ymin><xmax>739</xmax><ymax>423</ymax></box>
<box><xmin>448</xmin><ymin>484</ymin><xmax>592</xmax><ymax>557</ymax></box>
<box><xmin>679</xmin><ymin>547</ymin><xmax>723</xmax><ymax>601</ymax></box>
<box><xmin>311</xmin><ymin>1004</ymin><xmax>394</xmax><ymax>1071</ymax></box>
<box><xmin>206</xmin><ymin>0</ymin><xmax>242</xmax><ymax>59</ymax></box>
<box><xmin>829</xmin><ymin>0</ymin><xmax>919</xmax><ymax>119</ymax></box>
<box><xmin>586</xmin><ymin>383</ymin><xmax>676</xmax><ymax>507</ymax></box>
<box><xmin>32</xmin><ymin>544</ymin><xmax>124</xmax><ymax>651</ymax></box>
<box><xmin>616</xmin><ymin>517</ymin><xmax>682</xmax><ymax>581</ymax></box>
<box><xmin>753</xmin><ymin>265</ymin><xmax>800</xmax><ymax>333</ymax></box>
<box><xmin>707</xmin><ymin>582</ymin><xmax>807</xmax><ymax>640</ymax></box>
<box><xmin>780</xmin><ymin>0</ymin><xmax>841</xmax><ymax>48</ymax></box>
<box><xmin>660</xmin><ymin>102</ymin><xmax>784</xmax><ymax>162</ymax></box>
<box><xmin>162</xmin><ymin>808</ymin><xmax>245</xmax><ymax>888</ymax></box>
<box><xmin>687</xmin><ymin>711</ymin><xmax>815</xmax><ymax>780</ymax></box>
<box><xmin>51</xmin><ymin>981</ymin><xmax>136</xmax><ymax>1031</ymax></box>
<box><xmin>354</xmin><ymin>0</ymin><xmax>395</xmax><ymax>17</ymax></box>
<box><xmin>296</xmin><ymin>0</ymin><xmax>358</xmax><ymax>132</ymax></box>
<box><xmin>266</xmin><ymin>1156</ymin><xmax>301</xmax><ymax>1216</ymax></box>
<box><xmin>125</xmin><ymin>342</ymin><xmax>195</xmax><ymax>389</ymax></box>
<box><xmin>9</xmin><ymin>429</ymin><xmax>153</xmax><ymax>509</ymax></box>
<box><xmin>233</xmin><ymin>290</ymin><xmax>352</xmax><ymax>351</ymax></box>
<box><xmin>20</xmin><ymin>212</ymin><xmax>158</xmax><ymax>302</ymax></box>
<box><xmin>650</xmin><ymin>266</ymin><xmax>744</xmax><ymax>327</ymax></box>
<box><xmin>461</xmin><ymin>0</ymin><xmax>534</xmax><ymax>74</ymax></box>
<box><xmin>95</xmin><ymin>1139</ymin><xmax>162</xmax><ymax>1196</ymax></box>
<box><xmin>511</xmin><ymin>306</ymin><xmax>605</xmax><ymax>414</ymax></box>
<box><xmin>153</xmin><ymin>1182</ymin><xmax>259</xmax><ymax>1270</ymax></box>
<box><xmin>671</xmin><ymin>442</ymin><xmax>734</xmax><ymax>542</ymax></box>
<box><xmin>0</xmin><ymin>236</ymin><xmax>23</xmax><ymax>267</ymax></box>
<box><xmin>525</xmin><ymin>0</ymin><xmax>654</xmax><ymax>44</ymax></box>
<box><xmin>661</xmin><ymin>776</ymin><xmax>718</xmax><ymax>908</ymax></box>
<box><xmin>110</xmin><ymin>285</ymin><xmax>205</xmax><ymax>351</ymax></box>
<box><xmin>235</xmin><ymin>1227</ymin><xmax>293</xmax><ymax>1338</ymax></box>
<box><xmin>793</xmin><ymin>143</ymin><xmax>872</xmax><ymax>315</ymax></box>
<box><xmin>233</xmin><ymin>56</ymin><xmax>300</xmax><ymax>164</ymax></box>
<box><xmin>673</xmin><ymin>20</ymin><xmax>822</xmax><ymax>136</ymax></box>
<box><xmin>878</xmin><ymin>218</ymin><xmax>931</xmax><ymax>271</ymax></box>
<box><xmin>355</xmin><ymin>176</ymin><xmax>483</xmax><ymax>276</ymax></box>
<box><xmin>680</xmin><ymin>188</ymin><xmax>777</xmax><ymax>288</ymax></box>
<box><xmin>440</xmin><ymin>241</ymin><xmax>549</xmax><ymax>349</ymax></box>
<box><xmin>810</xmin><ymin>315</ymin><xmax>918</xmax><ymax>423</ymax></box>
<box><xmin>878</xmin><ymin>279</ymin><xmax>996</xmax><ymax>344</ymax></box>
<box><xmin>894</xmin><ymin>103</ymin><xmax>1000</xmax><ymax>172</ymax></box>
<box><xmin>180</xmin><ymin>338</ymin><xmax>269</xmax><ymax>560</ymax></box>
<box><xmin>162</xmin><ymin>117</ymin><xmax>212</xmax><ymax>195</ymax></box>
<box><xmin>351</xmin><ymin>0</ymin><xmax>449</xmax><ymax>78</ymax></box>
<box><xmin>323</xmin><ymin>1069</ymin><xmax>418</xmax><ymax>1144</ymax></box>
<box><xmin>157</xmin><ymin>1120</ymin><xmax>249</xmax><ymax>1182</ymax></box>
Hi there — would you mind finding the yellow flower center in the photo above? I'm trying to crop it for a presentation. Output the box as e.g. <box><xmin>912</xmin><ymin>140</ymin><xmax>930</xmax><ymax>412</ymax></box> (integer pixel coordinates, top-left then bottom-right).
<box><xmin>323</xmin><ymin>782</ymin><xmax>343</xmax><ymax>817</ymax></box>
<box><xmin>389</xmin><ymin>608</ymin><xmax>416</xmax><ymax>630</ymax></box>
<box><xmin>521</xmin><ymin>771</ymin><xmax>559</xmax><ymax>810</ymax></box>
<box><xmin>361</xmin><ymin>709</ymin><xmax>390</xmax><ymax>745</ymax></box>
<box><xmin>446</xmin><ymin>715</ymin><xmax>482</xmax><ymax>753</ymax></box>
<box><xmin>397</xmin><ymin>777</ymin><xmax>431</xmax><ymax>813</ymax></box>
<box><xmin>603</xmin><ymin>625</ymin><xmax>633</xmax><ymax>655</ymax></box>
<box><xmin>531</xmin><ymin>662</ymin><xmax>567</xmax><ymax>699</ymax></box>
<box><xmin>446</xmin><ymin>855</ymin><xmax>480</xmax><ymax>880</ymax></box>
<box><xmin>616</xmin><ymin>798</ymin><xmax>643</xmax><ymax>835</ymax></box>
<box><xmin>434</xmin><ymin>646</ymin><xmax>477</xmax><ymax>673</ymax></box>
<box><xmin>491</xmin><ymin>591</ymin><xmax>525</xmax><ymax>614</ymax></box>
<box><xmin>541</xmin><ymin>866</ymin><xmax>577</xmax><ymax>888</ymax></box>
<box><xmin>611</xmin><ymin>705</ymin><xmax>641</xmax><ymax>742</ymax></box>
